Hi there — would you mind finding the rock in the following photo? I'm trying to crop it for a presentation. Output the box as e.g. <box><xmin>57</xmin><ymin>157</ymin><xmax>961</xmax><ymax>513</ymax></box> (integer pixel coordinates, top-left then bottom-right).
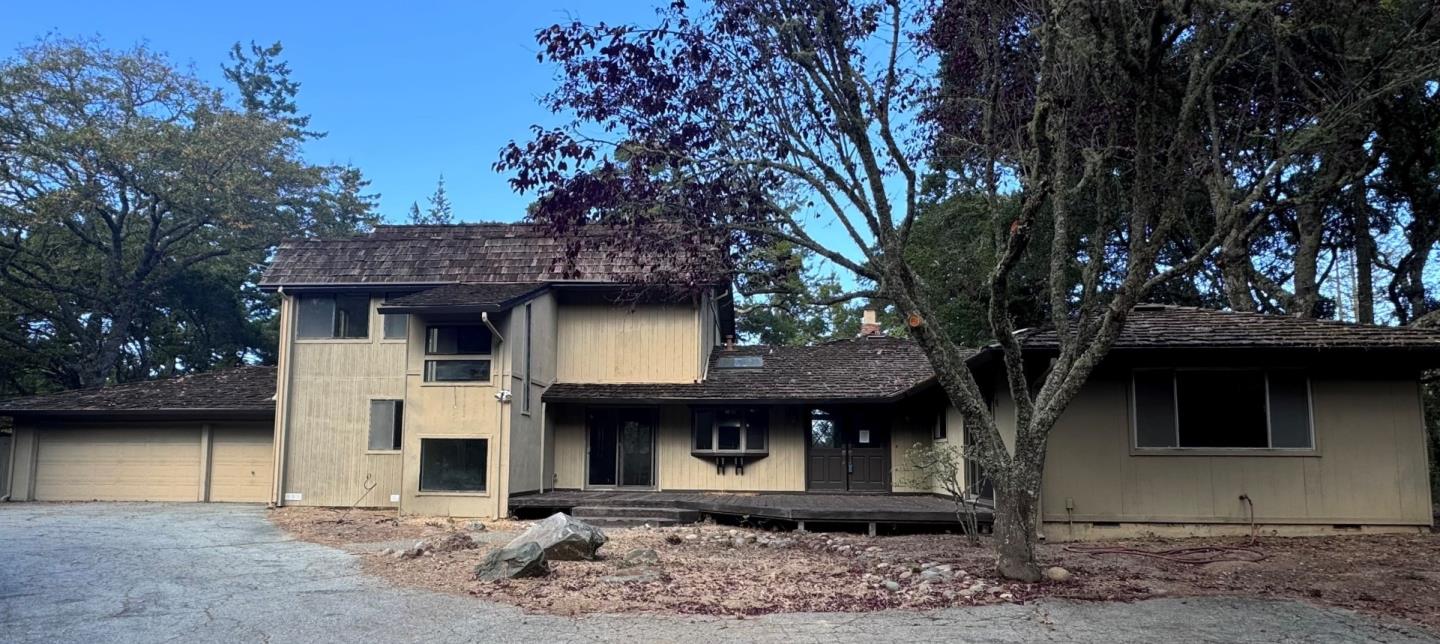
<box><xmin>1000</xmin><ymin>592</ymin><xmax>1014</xmax><ymax>600</ymax></box>
<box><xmin>466</xmin><ymin>521</ymin><xmax>487</xmax><ymax>532</ymax></box>
<box><xmin>665</xmin><ymin>534</ymin><xmax>684</xmax><ymax>545</ymax></box>
<box><xmin>743</xmin><ymin>534</ymin><xmax>758</xmax><ymax>544</ymax></box>
<box><xmin>921</xmin><ymin>562</ymin><xmax>935</xmax><ymax>570</ymax></box>
<box><xmin>390</xmin><ymin>549</ymin><xmax>405</xmax><ymax>560</ymax></box>
<box><xmin>899</xmin><ymin>571</ymin><xmax>913</xmax><ymax>580</ymax></box>
<box><xmin>685</xmin><ymin>534</ymin><xmax>699</xmax><ymax>541</ymax></box>
<box><xmin>732</xmin><ymin>537</ymin><xmax>747</xmax><ymax>548</ymax></box>
<box><xmin>379</xmin><ymin>548</ymin><xmax>393</xmax><ymax>556</ymax></box>
<box><xmin>883</xmin><ymin>580</ymin><xmax>901</xmax><ymax>592</ymax></box>
<box><xmin>876</xmin><ymin>562</ymin><xmax>890</xmax><ymax>569</ymax></box>
<box><xmin>621</xmin><ymin>548</ymin><xmax>660</xmax><ymax>567</ymax></box>
<box><xmin>424</xmin><ymin>531</ymin><xmax>480</xmax><ymax>554</ymax></box>
<box><xmin>601</xmin><ymin>566</ymin><xmax>663</xmax><ymax>584</ymax></box>
<box><xmin>1044</xmin><ymin>566</ymin><xmax>1072</xmax><ymax>582</ymax></box>
<box><xmin>474</xmin><ymin>542</ymin><xmax>549</xmax><ymax>581</ymax></box>
<box><xmin>920</xmin><ymin>570</ymin><xmax>945</xmax><ymax>582</ymax></box>
<box><xmin>958</xmin><ymin>589</ymin><xmax>975</xmax><ymax>598</ymax></box>
<box><xmin>968</xmin><ymin>582</ymin><xmax>985</xmax><ymax>593</ymax></box>
<box><xmin>504</xmin><ymin>512</ymin><xmax>608</xmax><ymax>561</ymax></box>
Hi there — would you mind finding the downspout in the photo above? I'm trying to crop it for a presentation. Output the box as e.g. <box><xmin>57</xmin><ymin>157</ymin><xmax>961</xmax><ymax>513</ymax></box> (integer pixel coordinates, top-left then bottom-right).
<box><xmin>270</xmin><ymin>288</ymin><xmax>297</xmax><ymax>507</ymax></box>
<box><xmin>539</xmin><ymin>401</ymin><xmax>548</xmax><ymax>494</ymax></box>
<box><xmin>485</xmin><ymin>311</ymin><xmax>506</xmax><ymax>519</ymax></box>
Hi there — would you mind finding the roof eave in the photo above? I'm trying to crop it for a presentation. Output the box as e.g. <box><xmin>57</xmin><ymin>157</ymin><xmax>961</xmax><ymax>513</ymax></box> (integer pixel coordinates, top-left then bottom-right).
<box><xmin>0</xmin><ymin>408</ymin><xmax>276</xmax><ymax>421</ymax></box>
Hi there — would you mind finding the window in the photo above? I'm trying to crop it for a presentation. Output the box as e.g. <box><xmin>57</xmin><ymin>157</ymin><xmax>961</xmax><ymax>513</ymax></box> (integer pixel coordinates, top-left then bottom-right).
<box><xmin>1132</xmin><ymin>369</ymin><xmax>1313</xmax><ymax>450</ymax></box>
<box><xmin>692</xmin><ymin>408</ymin><xmax>768</xmax><ymax>453</ymax></box>
<box><xmin>933</xmin><ymin>411</ymin><xmax>948</xmax><ymax>440</ymax></box>
<box><xmin>368</xmin><ymin>400</ymin><xmax>403</xmax><ymax>451</ymax></box>
<box><xmin>522</xmin><ymin>303</ymin><xmax>533</xmax><ymax>413</ymax></box>
<box><xmin>297</xmin><ymin>295</ymin><xmax>370</xmax><ymax>339</ymax></box>
<box><xmin>427</xmin><ymin>325</ymin><xmax>491</xmax><ymax>354</ymax></box>
<box><xmin>419</xmin><ymin>438</ymin><xmax>488</xmax><ymax>492</ymax></box>
<box><xmin>382</xmin><ymin>293</ymin><xmax>408</xmax><ymax>340</ymax></box>
<box><xmin>809</xmin><ymin>410</ymin><xmax>838</xmax><ymax>448</ymax></box>
<box><xmin>425</xmin><ymin>360</ymin><xmax>491</xmax><ymax>382</ymax></box>
<box><xmin>424</xmin><ymin>324</ymin><xmax>492</xmax><ymax>383</ymax></box>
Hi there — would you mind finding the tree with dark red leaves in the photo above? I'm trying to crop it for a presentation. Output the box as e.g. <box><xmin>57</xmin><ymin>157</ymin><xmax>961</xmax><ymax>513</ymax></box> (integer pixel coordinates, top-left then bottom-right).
<box><xmin>498</xmin><ymin>0</ymin><xmax>1439</xmax><ymax>581</ymax></box>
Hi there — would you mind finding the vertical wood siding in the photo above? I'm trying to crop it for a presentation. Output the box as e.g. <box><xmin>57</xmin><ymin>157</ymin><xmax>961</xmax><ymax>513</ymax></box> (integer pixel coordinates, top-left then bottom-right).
<box><xmin>1039</xmin><ymin>377</ymin><xmax>1433</xmax><ymax>525</ymax></box>
<box><xmin>508</xmin><ymin>292</ymin><xmax>557</xmax><ymax>496</ymax></box>
<box><xmin>555</xmin><ymin>304</ymin><xmax>699</xmax><ymax>383</ymax></box>
<box><xmin>283</xmin><ymin>296</ymin><xmax>406</xmax><ymax>508</ymax></box>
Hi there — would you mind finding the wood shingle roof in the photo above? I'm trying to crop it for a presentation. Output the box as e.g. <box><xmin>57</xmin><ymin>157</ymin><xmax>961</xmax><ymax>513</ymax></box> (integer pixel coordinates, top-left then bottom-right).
<box><xmin>0</xmin><ymin>366</ymin><xmax>276</xmax><ymax>418</ymax></box>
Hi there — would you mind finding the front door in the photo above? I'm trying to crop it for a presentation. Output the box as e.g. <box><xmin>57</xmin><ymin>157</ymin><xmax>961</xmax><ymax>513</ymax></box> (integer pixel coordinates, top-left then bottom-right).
<box><xmin>806</xmin><ymin>408</ymin><xmax>891</xmax><ymax>492</ymax></box>
<box><xmin>587</xmin><ymin>408</ymin><xmax>656</xmax><ymax>488</ymax></box>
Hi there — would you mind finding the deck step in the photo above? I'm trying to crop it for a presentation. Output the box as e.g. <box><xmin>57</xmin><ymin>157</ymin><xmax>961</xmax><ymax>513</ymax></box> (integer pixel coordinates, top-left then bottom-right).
<box><xmin>571</xmin><ymin>505</ymin><xmax>701</xmax><ymax>522</ymax></box>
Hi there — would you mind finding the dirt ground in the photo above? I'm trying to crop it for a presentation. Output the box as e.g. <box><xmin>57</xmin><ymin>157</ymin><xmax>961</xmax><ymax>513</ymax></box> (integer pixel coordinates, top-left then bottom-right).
<box><xmin>270</xmin><ymin>507</ymin><xmax>1440</xmax><ymax>631</ymax></box>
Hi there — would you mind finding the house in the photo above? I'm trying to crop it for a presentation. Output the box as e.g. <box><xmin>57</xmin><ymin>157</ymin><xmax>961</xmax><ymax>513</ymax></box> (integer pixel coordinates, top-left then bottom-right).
<box><xmin>1</xmin><ymin>367</ymin><xmax>275</xmax><ymax>503</ymax></box>
<box><xmin>1</xmin><ymin>222</ymin><xmax>1435</xmax><ymax>541</ymax></box>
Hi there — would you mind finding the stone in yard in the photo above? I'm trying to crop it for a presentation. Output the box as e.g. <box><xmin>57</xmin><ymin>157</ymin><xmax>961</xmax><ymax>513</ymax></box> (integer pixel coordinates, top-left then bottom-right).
<box><xmin>920</xmin><ymin>570</ymin><xmax>945</xmax><ymax>582</ymax></box>
<box><xmin>423</xmin><ymin>531</ymin><xmax>480</xmax><ymax>554</ymax></box>
<box><xmin>601</xmin><ymin>566</ymin><xmax>664</xmax><ymax>584</ymax></box>
<box><xmin>1044</xmin><ymin>566</ymin><xmax>1073</xmax><ymax>582</ymax></box>
<box><xmin>899</xmin><ymin>571</ymin><xmax>913</xmax><ymax>581</ymax></box>
<box><xmin>621</xmin><ymin>548</ymin><xmax>660</xmax><ymax>567</ymax></box>
<box><xmin>504</xmin><ymin>512</ymin><xmax>608</xmax><ymax>561</ymax></box>
<box><xmin>883</xmin><ymin>580</ymin><xmax>901</xmax><ymax>592</ymax></box>
<box><xmin>1000</xmin><ymin>593</ymin><xmax>1014</xmax><ymax>601</ymax></box>
<box><xmin>958</xmin><ymin>588</ymin><xmax>975</xmax><ymax>598</ymax></box>
<box><xmin>474</xmin><ymin>542</ymin><xmax>549</xmax><ymax>581</ymax></box>
<box><xmin>466</xmin><ymin>521</ymin><xmax>487</xmax><ymax>532</ymax></box>
<box><xmin>685</xmin><ymin>534</ymin><xmax>699</xmax><ymax>541</ymax></box>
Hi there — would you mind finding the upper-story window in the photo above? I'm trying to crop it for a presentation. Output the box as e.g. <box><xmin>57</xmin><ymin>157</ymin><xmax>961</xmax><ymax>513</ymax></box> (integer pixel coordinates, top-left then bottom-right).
<box><xmin>424</xmin><ymin>324</ymin><xmax>492</xmax><ymax>383</ymax></box>
<box><xmin>1133</xmin><ymin>369</ymin><xmax>1313</xmax><ymax>450</ymax></box>
<box><xmin>297</xmin><ymin>295</ymin><xmax>369</xmax><ymax>339</ymax></box>
<box><xmin>381</xmin><ymin>292</ymin><xmax>409</xmax><ymax>340</ymax></box>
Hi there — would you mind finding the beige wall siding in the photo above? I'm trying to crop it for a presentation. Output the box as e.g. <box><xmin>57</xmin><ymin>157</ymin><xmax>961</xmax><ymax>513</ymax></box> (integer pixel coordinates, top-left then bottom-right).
<box><xmin>1040</xmin><ymin>376</ymin><xmax>1433</xmax><ymax>526</ymax></box>
<box><xmin>549</xmin><ymin>404</ymin><xmax>808</xmax><ymax>492</ymax></box>
<box><xmin>550</xmin><ymin>405</ymin><xmax>586</xmax><ymax>489</ymax></box>
<box><xmin>555</xmin><ymin>303</ymin><xmax>699</xmax><ymax>383</ymax></box>
<box><xmin>282</xmin><ymin>295</ymin><xmax>406</xmax><ymax>508</ymax></box>
<box><xmin>0</xmin><ymin>432</ymin><xmax>10</xmax><ymax>497</ymax></box>
<box><xmin>399</xmin><ymin>309</ymin><xmax>510</xmax><ymax>518</ymax></box>
<box><xmin>890</xmin><ymin>409</ymin><xmax>935</xmax><ymax>494</ymax></box>
<box><xmin>657</xmin><ymin>406</ymin><xmax>806</xmax><ymax>492</ymax></box>
<box><xmin>8</xmin><ymin>426</ymin><xmax>36</xmax><ymax>500</ymax></box>
<box><xmin>509</xmin><ymin>292</ymin><xmax>558</xmax><ymax>496</ymax></box>
<box><xmin>209</xmin><ymin>424</ymin><xmax>275</xmax><ymax>503</ymax></box>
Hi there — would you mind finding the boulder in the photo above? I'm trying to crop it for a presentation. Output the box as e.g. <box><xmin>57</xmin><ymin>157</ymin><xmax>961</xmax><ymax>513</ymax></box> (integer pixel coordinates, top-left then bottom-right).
<box><xmin>620</xmin><ymin>548</ymin><xmax>660</xmax><ymax>567</ymax></box>
<box><xmin>474</xmin><ymin>542</ymin><xmax>549</xmax><ymax>581</ymax></box>
<box><xmin>1044</xmin><ymin>566</ymin><xmax>1072</xmax><ymax>582</ymax></box>
<box><xmin>504</xmin><ymin>512</ymin><xmax>608</xmax><ymax>561</ymax></box>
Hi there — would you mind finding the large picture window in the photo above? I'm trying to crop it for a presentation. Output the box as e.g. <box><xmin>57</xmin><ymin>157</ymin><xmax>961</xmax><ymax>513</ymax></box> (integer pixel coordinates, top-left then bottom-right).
<box><xmin>1132</xmin><ymin>369</ymin><xmax>1313</xmax><ymax>450</ymax></box>
<box><xmin>692</xmin><ymin>407</ymin><xmax>768</xmax><ymax>454</ymax></box>
<box><xmin>419</xmin><ymin>438</ymin><xmax>488</xmax><ymax>492</ymax></box>
<box><xmin>296</xmin><ymin>295</ymin><xmax>370</xmax><ymax>339</ymax></box>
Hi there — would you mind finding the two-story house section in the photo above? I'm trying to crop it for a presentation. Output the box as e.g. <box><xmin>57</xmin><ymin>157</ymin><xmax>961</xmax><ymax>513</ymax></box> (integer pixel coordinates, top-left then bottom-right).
<box><xmin>259</xmin><ymin>223</ymin><xmax>737</xmax><ymax>518</ymax></box>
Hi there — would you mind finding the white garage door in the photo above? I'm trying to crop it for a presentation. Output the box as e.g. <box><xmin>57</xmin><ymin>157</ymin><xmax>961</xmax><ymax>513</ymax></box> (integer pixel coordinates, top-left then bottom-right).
<box><xmin>34</xmin><ymin>427</ymin><xmax>203</xmax><ymax>502</ymax></box>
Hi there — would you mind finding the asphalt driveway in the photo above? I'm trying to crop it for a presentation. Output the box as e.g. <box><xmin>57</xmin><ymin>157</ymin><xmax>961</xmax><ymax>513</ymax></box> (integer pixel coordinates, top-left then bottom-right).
<box><xmin>0</xmin><ymin>503</ymin><xmax>1433</xmax><ymax>644</ymax></box>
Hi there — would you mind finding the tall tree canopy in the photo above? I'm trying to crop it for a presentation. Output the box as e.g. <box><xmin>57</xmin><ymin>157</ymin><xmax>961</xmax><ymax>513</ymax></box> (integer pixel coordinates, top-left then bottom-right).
<box><xmin>499</xmin><ymin>0</ymin><xmax>1440</xmax><ymax>580</ymax></box>
<box><xmin>0</xmin><ymin>38</ymin><xmax>379</xmax><ymax>392</ymax></box>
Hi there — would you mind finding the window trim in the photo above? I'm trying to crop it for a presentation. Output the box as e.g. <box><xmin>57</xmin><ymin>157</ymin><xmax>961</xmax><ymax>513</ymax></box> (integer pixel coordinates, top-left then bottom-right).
<box><xmin>366</xmin><ymin>398</ymin><xmax>404</xmax><ymax>453</ymax></box>
<box><xmin>933</xmin><ymin>410</ymin><xmax>948</xmax><ymax>441</ymax></box>
<box><xmin>416</xmin><ymin>435</ymin><xmax>491</xmax><ymax>495</ymax></box>
<box><xmin>425</xmin><ymin>324</ymin><xmax>492</xmax><ymax>356</ymax></box>
<box><xmin>380</xmin><ymin>292</ymin><xmax>409</xmax><ymax>342</ymax></box>
<box><xmin>423</xmin><ymin>358</ymin><xmax>493</xmax><ymax>384</ymax></box>
<box><xmin>294</xmin><ymin>294</ymin><xmax>373</xmax><ymax>341</ymax></box>
<box><xmin>692</xmin><ymin>407</ymin><xmax>770</xmax><ymax>456</ymax></box>
<box><xmin>1129</xmin><ymin>368</ymin><xmax>1319</xmax><ymax>456</ymax></box>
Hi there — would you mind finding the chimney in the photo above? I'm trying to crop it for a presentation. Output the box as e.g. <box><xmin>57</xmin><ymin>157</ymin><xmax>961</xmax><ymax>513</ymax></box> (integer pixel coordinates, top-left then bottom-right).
<box><xmin>724</xmin><ymin>335</ymin><xmax>735</xmax><ymax>351</ymax></box>
<box><xmin>859</xmin><ymin>309</ymin><xmax>882</xmax><ymax>337</ymax></box>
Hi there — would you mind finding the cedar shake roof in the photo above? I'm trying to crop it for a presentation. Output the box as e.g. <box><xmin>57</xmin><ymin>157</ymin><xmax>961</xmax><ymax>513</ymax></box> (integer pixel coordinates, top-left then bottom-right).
<box><xmin>1021</xmin><ymin>305</ymin><xmax>1440</xmax><ymax>352</ymax></box>
<box><xmin>260</xmin><ymin>223</ymin><xmax>726</xmax><ymax>288</ymax></box>
<box><xmin>0</xmin><ymin>366</ymin><xmax>276</xmax><ymax>419</ymax></box>
<box><xmin>378</xmin><ymin>283</ymin><xmax>548</xmax><ymax>314</ymax></box>
<box><xmin>544</xmin><ymin>336</ymin><xmax>944</xmax><ymax>404</ymax></box>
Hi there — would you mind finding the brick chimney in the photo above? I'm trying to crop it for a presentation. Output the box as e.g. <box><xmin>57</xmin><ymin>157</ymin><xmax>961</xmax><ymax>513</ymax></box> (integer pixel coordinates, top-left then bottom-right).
<box><xmin>859</xmin><ymin>309</ymin><xmax>882</xmax><ymax>337</ymax></box>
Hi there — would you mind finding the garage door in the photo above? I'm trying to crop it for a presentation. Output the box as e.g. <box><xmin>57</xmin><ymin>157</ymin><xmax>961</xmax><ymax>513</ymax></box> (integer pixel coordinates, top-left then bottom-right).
<box><xmin>208</xmin><ymin>425</ymin><xmax>273</xmax><ymax>502</ymax></box>
<box><xmin>34</xmin><ymin>427</ymin><xmax>202</xmax><ymax>502</ymax></box>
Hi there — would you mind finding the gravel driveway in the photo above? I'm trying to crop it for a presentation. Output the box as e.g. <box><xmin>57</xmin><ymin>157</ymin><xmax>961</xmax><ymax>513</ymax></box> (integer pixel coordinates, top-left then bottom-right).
<box><xmin>0</xmin><ymin>503</ymin><xmax>1432</xmax><ymax>643</ymax></box>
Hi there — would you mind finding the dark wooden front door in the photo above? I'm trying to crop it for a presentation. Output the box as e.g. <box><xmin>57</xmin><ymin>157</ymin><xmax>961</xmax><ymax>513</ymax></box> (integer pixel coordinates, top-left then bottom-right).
<box><xmin>806</xmin><ymin>408</ymin><xmax>891</xmax><ymax>492</ymax></box>
<box><xmin>587</xmin><ymin>408</ymin><xmax>656</xmax><ymax>488</ymax></box>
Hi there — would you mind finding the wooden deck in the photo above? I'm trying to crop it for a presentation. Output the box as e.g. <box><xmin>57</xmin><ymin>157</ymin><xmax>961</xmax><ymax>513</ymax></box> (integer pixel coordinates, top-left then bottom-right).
<box><xmin>509</xmin><ymin>490</ymin><xmax>993</xmax><ymax>526</ymax></box>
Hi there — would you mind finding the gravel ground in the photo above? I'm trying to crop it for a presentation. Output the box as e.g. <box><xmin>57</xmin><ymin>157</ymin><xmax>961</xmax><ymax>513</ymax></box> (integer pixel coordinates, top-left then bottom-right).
<box><xmin>1</xmin><ymin>503</ymin><xmax>1434</xmax><ymax>644</ymax></box>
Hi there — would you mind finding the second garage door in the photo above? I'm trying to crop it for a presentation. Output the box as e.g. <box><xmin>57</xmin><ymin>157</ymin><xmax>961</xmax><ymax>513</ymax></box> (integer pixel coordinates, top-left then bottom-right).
<box><xmin>34</xmin><ymin>427</ymin><xmax>203</xmax><ymax>502</ymax></box>
<box><xmin>209</xmin><ymin>425</ymin><xmax>274</xmax><ymax>502</ymax></box>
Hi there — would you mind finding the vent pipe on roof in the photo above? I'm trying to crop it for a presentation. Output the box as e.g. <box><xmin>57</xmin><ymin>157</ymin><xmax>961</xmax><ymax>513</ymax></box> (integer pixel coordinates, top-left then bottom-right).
<box><xmin>860</xmin><ymin>309</ymin><xmax>882</xmax><ymax>337</ymax></box>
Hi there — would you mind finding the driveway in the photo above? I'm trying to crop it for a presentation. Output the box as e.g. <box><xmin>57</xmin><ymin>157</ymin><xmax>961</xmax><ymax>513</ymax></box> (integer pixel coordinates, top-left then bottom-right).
<box><xmin>0</xmin><ymin>503</ymin><xmax>1432</xmax><ymax>644</ymax></box>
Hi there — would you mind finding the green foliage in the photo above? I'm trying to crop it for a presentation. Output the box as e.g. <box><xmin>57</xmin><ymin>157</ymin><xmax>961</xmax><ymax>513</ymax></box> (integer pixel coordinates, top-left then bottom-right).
<box><xmin>0</xmin><ymin>37</ymin><xmax>378</xmax><ymax>393</ymax></box>
<box><xmin>734</xmin><ymin>242</ymin><xmax>898</xmax><ymax>345</ymax></box>
<box><xmin>408</xmin><ymin>175</ymin><xmax>456</xmax><ymax>225</ymax></box>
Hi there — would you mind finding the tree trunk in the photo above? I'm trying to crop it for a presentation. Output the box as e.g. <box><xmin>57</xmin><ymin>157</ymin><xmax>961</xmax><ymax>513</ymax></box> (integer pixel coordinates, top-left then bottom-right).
<box><xmin>1292</xmin><ymin>202</ymin><xmax>1324</xmax><ymax>318</ymax></box>
<box><xmin>992</xmin><ymin>479</ymin><xmax>1042</xmax><ymax>582</ymax></box>
<box><xmin>1219</xmin><ymin>233</ymin><xmax>1254</xmax><ymax>312</ymax></box>
<box><xmin>1352</xmin><ymin>201</ymin><xmax>1375</xmax><ymax>324</ymax></box>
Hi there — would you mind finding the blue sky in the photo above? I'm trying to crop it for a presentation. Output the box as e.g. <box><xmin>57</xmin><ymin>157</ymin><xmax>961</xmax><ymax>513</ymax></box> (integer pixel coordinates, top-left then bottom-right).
<box><xmin>4</xmin><ymin>1</ymin><xmax>661</xmax><ymax>224</ymax></box>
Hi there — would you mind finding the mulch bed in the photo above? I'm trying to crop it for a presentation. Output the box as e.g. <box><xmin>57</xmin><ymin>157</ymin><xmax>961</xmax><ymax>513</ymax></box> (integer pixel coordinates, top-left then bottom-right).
<box><xmin>269</xmin><ymin>507</ymin><xmax>1440</xmax><ymax>631</ymax></box>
